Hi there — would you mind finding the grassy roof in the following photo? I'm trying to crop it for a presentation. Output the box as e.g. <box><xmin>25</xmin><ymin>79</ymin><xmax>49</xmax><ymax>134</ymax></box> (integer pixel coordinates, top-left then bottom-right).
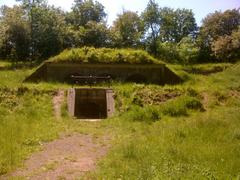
<box><xmin>47</xmin><ymin>47</ymin><xmax>164</xmax><ymax>65</ymax></box>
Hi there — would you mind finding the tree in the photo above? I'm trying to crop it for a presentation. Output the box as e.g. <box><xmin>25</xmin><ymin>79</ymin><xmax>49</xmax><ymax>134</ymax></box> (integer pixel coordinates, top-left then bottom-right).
<box><xmin>198</xmin><ymin>8</ymin><xmax>240</xmax><ymax>61</ymax></box>
<box><xmin>200</xmin><ymin>9</ymin><xmax>240</xmax><ymax>41</ymax></box>
<box><xmin>30</xmin><ymin>6</ymin><xmax>67</xmax><ymax>59</ymax></box>
<box><xmin>64</xmin><ymin>0</ymin><xmax>108</xmax><ymax>49</ymax></box>
<box><xmin>16</xmin><ymin>0</ymin><xmax>47</xmax><ymax>60</ymax></box>
<box><xmin>211</xmin><ymin>28</ymin><xmax>240</xmax><ymax>61</ymax></box>
<box><xmin>0</xmin><ymin>5</ymin><xmax>30</xmax><ymax>60</ymax></box>
<box><xmin>174</xmin><ymin>9</ymin><xmax>197</xmax><ymax>42</ymax></box>
<box><xmin>156</xmin><ymin>41</ymin><xmax>179</xmax><ymax>63</ymax></box>
<box><xmin>142</xmin><ymin>0</ymin><xmax>161</xmax><ymax>55</ymax></box>
<box><xmin>78</xmin><ymin>21</ymin><xmax>110</xmax><ymax>47</ymax></box>
<box><xmin>159</xmin><ymin>8</ymin><xmax>197</xmax><ymax>43</ymax></box>
<box><xmin>158</xmin><ymin>7</ymin><xmax>175</xmax><ymax>42</ymax></box>
<box><xmin>177</xmin><ymin>36</ymin><xmax>200</xmax><ymax>64</ymax></box>
<box><xmin>68</xmin><ymin>0</ymin><xmax>106</xmax><ymax>28</ymax></box>
<box><xmin>111</xmin><ymin>11</ymin><xmax>144</xmax><ymax>48</ymax></box>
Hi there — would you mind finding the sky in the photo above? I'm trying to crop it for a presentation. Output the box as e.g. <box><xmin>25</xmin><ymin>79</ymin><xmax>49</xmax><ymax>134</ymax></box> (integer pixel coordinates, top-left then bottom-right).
<box><xmin>0</xmin><ymin>0</ymin><xmax>239</xmax><ymax>25</ymax></box>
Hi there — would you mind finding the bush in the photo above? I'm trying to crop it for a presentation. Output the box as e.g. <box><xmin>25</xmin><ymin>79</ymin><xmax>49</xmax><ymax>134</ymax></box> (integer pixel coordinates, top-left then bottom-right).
<box><xmin>177</xmin><ymin>37</ymin><xmax>200</xmax><ymax>64</ymax></box>
<box><xmin>156</xmin><ymin>42</ymin><xmax>179</xmax><ymax>63</ymax></box>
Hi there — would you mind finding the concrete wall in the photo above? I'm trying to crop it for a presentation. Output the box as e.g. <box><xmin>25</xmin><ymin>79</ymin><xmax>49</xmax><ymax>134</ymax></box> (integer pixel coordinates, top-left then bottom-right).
<box><xmin>67</xmin><ymin>88</ymin><xmax>75</xmax><ymax>117</ymax></box>
<box><xmin>26</xmin><ymin>63</ymin><xmax>182</xmax><ymax>85</ymax></box>
<box><xmin>106</xmin><ymin>89</ymin><xmax>115</xmax><ymax>117</ymax></box>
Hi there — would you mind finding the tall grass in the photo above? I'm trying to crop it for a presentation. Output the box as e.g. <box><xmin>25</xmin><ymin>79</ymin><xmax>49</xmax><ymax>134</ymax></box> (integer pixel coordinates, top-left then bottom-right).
<box><xmin>88</xmin><ymin>101</ymin><xmax>240</xmax><ymax>179</ymax></box>
<box><xmin>85</xmin><ymin>63</ymin><xmax>240</xmax><ymax>179</ymax></box>
<box><xmin>48</xmin><ymin>47</ymin><xmax>163</xmax><ymax>64</ymax></box>
<box><xmin>0</xmin><ymin>89</ymin><xmax>66</xmax><ymax>174</ymax></box>
<box><xmin>0</xmin><ymin>59</ymin><xmax>240</xmax><ymax>178</ymax></box>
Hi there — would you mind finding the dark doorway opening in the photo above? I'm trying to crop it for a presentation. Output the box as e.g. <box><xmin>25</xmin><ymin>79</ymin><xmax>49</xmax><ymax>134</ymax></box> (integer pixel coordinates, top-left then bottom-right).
<box><xmin>75</xmin><ymin>101</ymin><xmax>107</xmax><ymax>119</ymax></box>
<box><xmin>74</xmin><ymin>89</ymin><xmax>107</xmax><ymax>119</ymax></box>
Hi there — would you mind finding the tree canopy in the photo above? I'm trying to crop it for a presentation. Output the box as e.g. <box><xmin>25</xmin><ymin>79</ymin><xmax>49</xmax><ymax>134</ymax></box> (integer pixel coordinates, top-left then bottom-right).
<box><xmin>0</xmin><ymin>1</ymin><xmax>239</xmax><ymax>63</ymax></box>
<box><xmin>111</xmin><ymin>10</ymin><xmax>144</xmax><ymax>48</ymax></box>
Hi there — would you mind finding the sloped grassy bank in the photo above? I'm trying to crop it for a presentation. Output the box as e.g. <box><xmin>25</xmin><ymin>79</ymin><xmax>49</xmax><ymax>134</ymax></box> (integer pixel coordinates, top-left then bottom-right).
<box><xmin>47</xmin><ymin>47</ymin><xmax>163</xmax><ymax>64</ymax></box>
<box><xmin>85</xmin><ymin>63</ymin><xmax>240</xmax><ymax>179</ymax></box>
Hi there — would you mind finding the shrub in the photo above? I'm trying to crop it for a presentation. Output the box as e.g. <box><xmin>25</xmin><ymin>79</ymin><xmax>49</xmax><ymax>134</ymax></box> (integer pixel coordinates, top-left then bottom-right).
<box><xmin>177</xmin><ymin>37</ymin><xmax>200</xmax><ymax>64</ymax></box>
<box><xmin>156</xmin><ymin>42</ymin><xmax>179</xmax><ymax>63</ymax></box>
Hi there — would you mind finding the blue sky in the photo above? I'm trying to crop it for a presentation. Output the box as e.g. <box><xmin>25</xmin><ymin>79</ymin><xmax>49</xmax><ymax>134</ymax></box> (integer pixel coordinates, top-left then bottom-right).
<box><xmin>0</xmin><ymin>0</ymin><xmax>239</xmax><ymax>25</ymax></box>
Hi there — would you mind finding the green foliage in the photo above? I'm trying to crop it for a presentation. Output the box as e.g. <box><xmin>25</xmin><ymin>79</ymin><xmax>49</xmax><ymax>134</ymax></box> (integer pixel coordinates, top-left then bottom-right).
<box><xmin>48</xmin><ymin>47</ymin><xmax>163</xmax><ymax>64</ymax></box>
<box><xmin>77</xmin><ymin>21</ymin><xmax>110</xmax><ymax>47</ymax></box>
<box><xmin>159</xmin><ymin>7</ymin><xmax>197</xmax><ymax>43</ymax></box>
<box><xmin>0</xmin><ymin>1</ymin><xmax>239</xmax><ymax>63</ymax></box>
<box><xmin>69</xmin><ymin>0</ymin><xmax>106</xmax><ymax>27</ymax></box>
<box><xmin>177</xmin><ymin>36</ymin><xmax>200</xmax><ymax>64</ymax></box>
<box><xmin>157</xmin><ymin>41</ymin><xmax>179</xmax><ymax>63</ymax></box>
<box><xmin>142</xmin><ymin>0</ymin><xmax>161</xmax><ymax>55</ymax></box>
<box><xmin>0</xmin><ymin>5</ymin><xmax>30</xmax><ymax>61</ymax></box>
<box><xmin>157</xmin><ymin>37</ymin><xmax>200</xmax><ymax>64</ymax></box>
<box><xmin>31</xmin><ymin>6</ymin><xmax>67</xmax><ymax>59</ymax></box>
<box><xmin>111</xmin><ymin>10</ymin><xmax>144</xmax><ymax>48</ymax></box>
<box><xmin>200</xmin><ymin>9</ymin><xmax>240</xmax><ymax>41</ymax></box>
<box><xmin>212</xmin><ymin>28</ymin><xmax>240</xmax><ymax>61</ymax></box>
<box><xmin>198</xmin><ymin>9</ymin><xmax>240</xmax><ymax>62</ymax></box>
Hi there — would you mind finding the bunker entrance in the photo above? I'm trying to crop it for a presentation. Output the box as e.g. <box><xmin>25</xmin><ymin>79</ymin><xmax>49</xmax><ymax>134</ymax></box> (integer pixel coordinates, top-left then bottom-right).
<box><xmin>68</xmin><ymin>88</ymin><xmax>114</xmax><ymax>119</ymax></box>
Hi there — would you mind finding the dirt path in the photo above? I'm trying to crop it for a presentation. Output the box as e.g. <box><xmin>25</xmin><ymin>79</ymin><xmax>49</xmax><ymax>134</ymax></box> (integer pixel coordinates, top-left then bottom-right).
<box><xmin>7</xmin><ymin>134</ymin><xmax>109</xmax><ymax>180</ymax></box>
<box><xmin>53</xmin><ymin>90</ymin><xmax>65</xmax><ymax>119</ymax></box>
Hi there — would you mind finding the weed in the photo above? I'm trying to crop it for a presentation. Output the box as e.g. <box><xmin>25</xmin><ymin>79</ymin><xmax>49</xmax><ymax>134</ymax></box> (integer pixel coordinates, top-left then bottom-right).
<box><xmin>48</xmin><ymin>47</ymin><xmax>163</xmax><ymax>64</ymax></box>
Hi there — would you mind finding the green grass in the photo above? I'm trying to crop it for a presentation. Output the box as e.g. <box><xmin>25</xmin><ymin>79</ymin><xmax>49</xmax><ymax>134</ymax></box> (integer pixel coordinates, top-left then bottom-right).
<box><xmin>0</xmin><ymin>60</ymin><xmax>240</xmax><ymax>178</ymax></box>
<box><xmin>47</xmin><ymin>47</ymin><xmax>163</xmax><ymax>64</ymax></box>
<box><xmin>0</xmin><ymin>61</ymin><xmax>11</xmax><ymax>68</ymax></box>
<box><xmin>0</xmin><ymin>88</ymin><xmax>62</xmax><ymax>174</ymax></box>
<box><xmin>86</xmin><ymin>62</ymin><xmax>240</xmax><ymax>179</ymax></box>
<box><xmin>90</xmin><ymin>105</ymin><xmax>240</xmax><ymax>179</ymax></box>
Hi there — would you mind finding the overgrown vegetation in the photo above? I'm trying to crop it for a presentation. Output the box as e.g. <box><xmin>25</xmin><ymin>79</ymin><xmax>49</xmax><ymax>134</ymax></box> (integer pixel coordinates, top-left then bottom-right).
<box><xmin>86</xmin><ymin>63</ymin><xmax>240</xmax><ymax>179</ymax></box>
<box><xmin>48</xmin><ymin>47</ymin><xmax>162</xmax><ymax>64</ymax></box>
<box><xmin>0</xmin><ymin>0</ymin><xmax>239</xmax><ymax>179</ymax></box>
<box><xmin>0</xmin><ymin>61</ymin><xmax>239</xmax><ymax>178</ymax></box>
<box><xmin>0</xmin><ymin>88</ymin><xmax>64</xmax><ymax>174</ymax></box>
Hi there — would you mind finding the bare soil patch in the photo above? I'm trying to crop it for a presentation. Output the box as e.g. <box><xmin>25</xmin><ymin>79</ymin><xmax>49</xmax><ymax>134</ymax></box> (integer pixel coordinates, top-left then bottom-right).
<box><xmin>7</xmin><ymin>134</ymin><xmax>109</xmax><ymax>180</ymax></box>
<box><xmin>53</xmin><ymin>90</ymin><xmax>65</xmax><ymax>119</ymax></box>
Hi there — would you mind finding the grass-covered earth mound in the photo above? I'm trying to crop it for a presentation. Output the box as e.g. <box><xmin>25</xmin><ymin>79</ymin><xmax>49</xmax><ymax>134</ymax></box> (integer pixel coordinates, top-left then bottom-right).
<box><xmin>0</xmin><ymin>61</ymin><xmax>240</xmax><ymax>179</ymax></box>
<box><xmin>48</xmin><ymin>47</ymin><xmax>163</xmax><ymax>64</ymax></box>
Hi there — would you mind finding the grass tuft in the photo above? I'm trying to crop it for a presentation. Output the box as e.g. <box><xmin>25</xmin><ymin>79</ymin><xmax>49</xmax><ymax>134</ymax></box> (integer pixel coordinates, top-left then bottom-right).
<box><xmin>47</xmin><ymin>47</ymin><xmax>163</xmax><ymax>64</ymax></box>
